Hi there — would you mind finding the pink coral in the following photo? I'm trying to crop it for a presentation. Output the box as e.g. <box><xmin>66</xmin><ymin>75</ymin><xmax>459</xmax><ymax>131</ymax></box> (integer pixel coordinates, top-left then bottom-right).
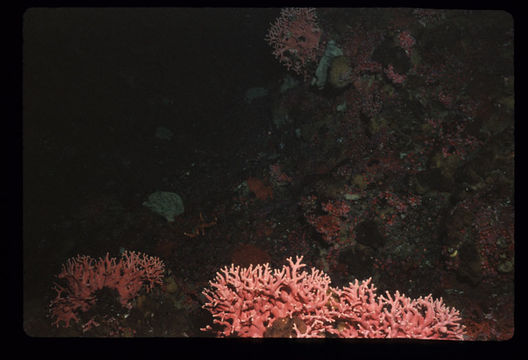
<box><xmin>201</xmin><ymin>257</ymin><xmax>466</xmax><ymax>339</ymax></box>
<box><xmin>201</xmin><ymin>256</ymin><xmax>333</xmax><ymax>337</ymax></box>
<box><xmin>329</xmin><ymin>278</ymin><xmax>465</xmax><ymax>339</ymax></box>
<box><xmin>49</xmin><ymin>251</ymin><xmax>165</xmax><ymax>328</ymax></box>
<box><xmin>265</xmin><ymin>8</ymin><xmax>322</xmax><ymax>79</ymax></box>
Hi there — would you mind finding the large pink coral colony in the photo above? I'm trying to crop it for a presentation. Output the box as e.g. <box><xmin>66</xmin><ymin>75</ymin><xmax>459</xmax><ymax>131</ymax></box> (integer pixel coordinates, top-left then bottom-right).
<box><xmin>49</xmin><ymin>251</ymin><xmax>165</xmax><ymax>328</ymax></box>
<box><xmin>201</xmin><ymin>256</ymin><xmax>465</xmax><ymax>339</ymax></box>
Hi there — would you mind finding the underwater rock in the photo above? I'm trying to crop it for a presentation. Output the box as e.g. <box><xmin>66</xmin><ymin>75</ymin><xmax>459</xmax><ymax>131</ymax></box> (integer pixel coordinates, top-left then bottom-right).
<box><xmin>142</xmin><ymin>191</ymin><xmax>184</xmax><ymax>222</ymax></box>
<box><xmin>244</xmin><ymin>87</ymin><xmax>268</xmax><ymax>104</ymax></box>
<box><xmin>312</xmin><ymin>40</ymin><xmax>344</xmax><ymax>89</ymax></box>
<box><xmin>155</xmin><ymin>126</ymin><xmax>174</xmax><ymax>141</ymax></box>
<box><xmin>329</xmin><ymin>56</ymin><xmax>353</xmax><ymax>88</ymax></box>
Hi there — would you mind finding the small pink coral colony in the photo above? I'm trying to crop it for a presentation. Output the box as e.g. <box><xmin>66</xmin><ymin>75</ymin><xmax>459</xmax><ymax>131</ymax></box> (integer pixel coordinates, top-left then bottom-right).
<box><xmin>49</xmin><ymin>251</ymin><xmax>165</xmax><ymax>328</ymax></box>
<box><xmin>265</xmin><ymin>8</ymin><xmax>323</xmax><ymax>79</ymax></box>
<box><xmin>201</xmin><ymin>256</ymin><xmax>466</xmax><ymax>339</ymax></box>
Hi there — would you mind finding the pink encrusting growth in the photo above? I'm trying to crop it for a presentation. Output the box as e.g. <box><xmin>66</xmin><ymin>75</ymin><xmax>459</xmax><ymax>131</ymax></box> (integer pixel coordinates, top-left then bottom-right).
<box><xmin>49</xmin><ymin>251</ymin><xmax>165</xmax><ymax>328</ymax></box>
<box><xmin>384</xmin><ymin>64</ymin><xmax>406</xmax><ymax>84</ymax></box>
<box><xmin>201</xmin><ymin>256</ymin><xmax>466</xmax><ymax>339</ymax></box>
<box><xmin>398</xmin><ymin>30</ymin><xmax>416</xmax><ymax>56</ymax></box>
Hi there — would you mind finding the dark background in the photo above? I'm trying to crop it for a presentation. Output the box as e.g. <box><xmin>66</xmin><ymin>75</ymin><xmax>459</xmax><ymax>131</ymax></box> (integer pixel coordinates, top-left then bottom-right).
<box><xmin>23</xmin><ymin>8</ymin><xmax>288</xmax><ymax>336</ymax></box>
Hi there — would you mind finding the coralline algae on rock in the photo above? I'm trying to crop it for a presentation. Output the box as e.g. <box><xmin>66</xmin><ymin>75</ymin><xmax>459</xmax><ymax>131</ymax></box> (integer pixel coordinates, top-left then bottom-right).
<box><xmin>142</xmin><ymin>191</ymin><xmax>184</xmax><ymax>222</ymax></box>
